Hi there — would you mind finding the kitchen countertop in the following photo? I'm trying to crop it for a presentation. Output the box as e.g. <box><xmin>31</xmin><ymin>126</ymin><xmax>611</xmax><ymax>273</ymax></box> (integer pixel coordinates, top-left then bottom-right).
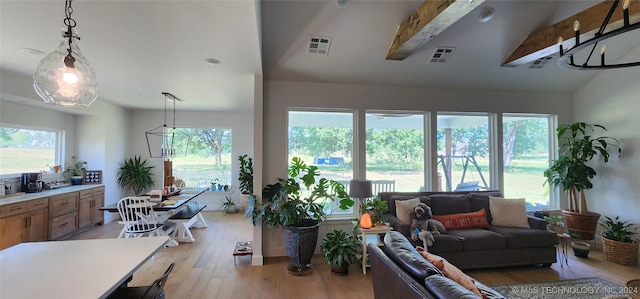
<box><xmin>0</xmin><ymin>184</ymin><xmax>105</xmax><ymax>206</ymax></box>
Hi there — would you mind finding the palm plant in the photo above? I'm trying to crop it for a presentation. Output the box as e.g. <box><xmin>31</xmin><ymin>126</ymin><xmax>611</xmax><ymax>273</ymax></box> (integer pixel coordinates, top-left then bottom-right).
<box><xmin>117</xmin><ymin>156</ymin><xmax>155</xmax><ymax>196</ymax></box>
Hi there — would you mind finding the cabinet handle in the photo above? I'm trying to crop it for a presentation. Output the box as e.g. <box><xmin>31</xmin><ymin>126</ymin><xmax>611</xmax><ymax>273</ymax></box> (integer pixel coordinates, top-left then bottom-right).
<box><xmin>61</xmin><ymin>201</ymin><xmax>69</xmax><ymax>205</ymax></box>
<box><xmin>27</xmin><ymin>217</ymin><xmax>31</xmax><ymax>227</ymax></box>
<box><xmin>10</xmin><ymin>206</ymin><xmax>22</xmax><ymax>211</ymax></box>
<box><xmin>61</xmin><ymin>222</ymin><xmax>69</xmax><ymax>226</ymax></box>
<box><xmin>24</xmin><ymin>218</ymin><xmax>29</xmax><ymax>227</ymax></box>
<box><xmin>33</xmin><ymin>202</ymin><xmax>44</xmax><ymax>206</ymax></box>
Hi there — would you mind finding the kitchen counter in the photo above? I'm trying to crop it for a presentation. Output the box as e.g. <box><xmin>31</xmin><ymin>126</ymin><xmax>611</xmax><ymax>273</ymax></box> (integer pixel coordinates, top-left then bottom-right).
<box><xmin>0</xmin><ymin>184</ymin><xmax>105</xmax><ymax>206</ymax></box>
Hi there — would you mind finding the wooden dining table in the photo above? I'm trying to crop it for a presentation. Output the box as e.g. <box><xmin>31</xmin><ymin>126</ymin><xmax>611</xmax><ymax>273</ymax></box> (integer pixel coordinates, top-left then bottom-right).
<box><xmin>0</xmin><ymin>236</ymin><xmax>169</xmax><ymax>299</ymax></box>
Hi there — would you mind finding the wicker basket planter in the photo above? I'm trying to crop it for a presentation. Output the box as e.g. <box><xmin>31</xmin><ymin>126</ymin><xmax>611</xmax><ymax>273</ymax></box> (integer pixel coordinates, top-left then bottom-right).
<box><xmin>601</xmin><ymin>233</ymin><xmax>639</xmax><ymax>266</ymax></box>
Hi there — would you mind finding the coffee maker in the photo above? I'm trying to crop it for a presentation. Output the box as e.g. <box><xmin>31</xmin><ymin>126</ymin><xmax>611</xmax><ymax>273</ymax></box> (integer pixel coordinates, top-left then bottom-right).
<box><xmin>21</xmin><ymin>173</ymin><xmax>43</xmax><ymax>193</ymax></box>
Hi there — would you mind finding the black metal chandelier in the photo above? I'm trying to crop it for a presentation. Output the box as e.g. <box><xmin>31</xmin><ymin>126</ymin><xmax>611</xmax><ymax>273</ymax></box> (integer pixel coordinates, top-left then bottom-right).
<box><xmin>558</xmin><ymin>0</ymin><xmax>640</xmax><ymax>70</ymax></box>
<box><xmin>145</xmin><ymin>92</ymin><xmax>191</xmax><ymax>159</ymax></box>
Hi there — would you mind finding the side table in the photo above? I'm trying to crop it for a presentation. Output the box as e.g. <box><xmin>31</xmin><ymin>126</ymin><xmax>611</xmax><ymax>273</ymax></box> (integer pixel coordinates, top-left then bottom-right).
<box><xmin>557</xmin><ymin>233</ymin><xmax>571</xmax><ymax>267</ymax></box>
<box><xmin>359</xmin><ymin>224</ymin><xmax>392</xmax><ymax>274</ymax></box>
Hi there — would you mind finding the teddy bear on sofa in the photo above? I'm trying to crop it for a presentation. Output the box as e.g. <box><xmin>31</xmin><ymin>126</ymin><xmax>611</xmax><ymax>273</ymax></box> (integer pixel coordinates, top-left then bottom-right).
<box><xmin>410</xmin><ymin>202</ymin><xmax>447</xmax><ymax>249</ymax></box>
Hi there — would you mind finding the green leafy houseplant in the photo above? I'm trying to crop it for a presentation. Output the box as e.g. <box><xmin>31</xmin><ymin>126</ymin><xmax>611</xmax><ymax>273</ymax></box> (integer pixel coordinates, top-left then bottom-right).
<box><xmin>238</xmin><ymin>154</ymin><xmax>254</xmax><ymax>195</ymax></box>
<box><xmin>599</xmin><ymin>216</ymin><xmax>639</xmax><ymax>266</ymax></box>
<box><xmin>543</xmin><ymin>122</ymin><xmax>621</xmax><ymax>240</ymax></box>
<box><xmin>320</xmin><ymin>229</ymin><xmax>360</xmax><ymax>275</ymax></box>
<box><xmin>600</xmin><ymin>216</ymin><xmax>637</xmax><ymax>243</ymax></box>
<box><xmin>63</xmin><ymin>156</ymin><xmax>87</xmax><ymax>179</ymax></box>
<box><xmin>117</xmin><ymin>156</ymin><xmax>155</xmax><ymax>196</ymax></box>
<box><xmin>220</xmin><ymin>196</ymin><xmax>238</xmax><ymax>213</ymax></box>
<box><xmin>365</xmin><ymin>197</ymin><xmax>389</xmax><ymax>226</ymax></box>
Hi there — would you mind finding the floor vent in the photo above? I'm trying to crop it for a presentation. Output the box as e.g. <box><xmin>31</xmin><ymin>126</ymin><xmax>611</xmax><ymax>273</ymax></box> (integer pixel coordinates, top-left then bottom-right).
<box><xmin>308</xmin><ymin>36</ymin><xmax>331</xmax><ymax>55</ymax></box>
<box><xmin>529</xmin><ymin>56</ymin><xmax>553</xmax><ymax>69</ymax></box>
<box><xmin>429</xmin><ymin>47</ymin><xmax>455</xmax><ymax>63</ymax></box>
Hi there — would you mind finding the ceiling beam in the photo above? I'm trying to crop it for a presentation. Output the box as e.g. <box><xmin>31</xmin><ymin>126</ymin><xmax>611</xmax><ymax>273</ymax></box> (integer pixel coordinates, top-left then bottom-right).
<box><xmin>385</xmin><ymin>0</ymin><xmax>485</xmax><ymax>61</ymax></box>
<box><xmin>502</xmin><ymin>0</ymin><xmax>640</xmax><ymax>67</ymax></box>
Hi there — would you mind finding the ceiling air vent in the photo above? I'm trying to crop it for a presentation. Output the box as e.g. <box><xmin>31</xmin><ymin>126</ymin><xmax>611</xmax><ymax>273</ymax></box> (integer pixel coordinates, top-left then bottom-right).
<box><xmin>308</xmin><ymin>36</ymin><xmax>331</xmax><ymax>55</ymax></box>
<box><xmin>529</xmin><ymin>56</ymin><xmax>553</xmax><ymax>69</ymax></box>
<box><xmin>429</xmin><ymin>47</ymin><xmax>455</xmax><ymax>63</ymax></box>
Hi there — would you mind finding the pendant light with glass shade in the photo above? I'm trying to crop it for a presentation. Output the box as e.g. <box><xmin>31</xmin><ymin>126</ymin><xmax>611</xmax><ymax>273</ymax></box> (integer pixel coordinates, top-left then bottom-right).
<box><xmin>33</xmin><ymin>0</ymin><xmax>98</xmax><ymax>107</ymax></box>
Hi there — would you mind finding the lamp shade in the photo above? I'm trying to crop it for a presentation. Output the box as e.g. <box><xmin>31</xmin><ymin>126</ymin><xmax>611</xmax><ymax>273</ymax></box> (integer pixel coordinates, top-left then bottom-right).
<box><xmin>349</xmin><ymin>179</ymin><xmax>373</xmax><ymax>199</ymax></box>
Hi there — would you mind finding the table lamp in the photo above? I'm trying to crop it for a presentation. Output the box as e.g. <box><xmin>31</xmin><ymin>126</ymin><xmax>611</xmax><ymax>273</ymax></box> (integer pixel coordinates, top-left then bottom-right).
<box><xmin>349</xmin><ymin>179</ymin><xmax>373</xmax><ymax>214</ymax></box>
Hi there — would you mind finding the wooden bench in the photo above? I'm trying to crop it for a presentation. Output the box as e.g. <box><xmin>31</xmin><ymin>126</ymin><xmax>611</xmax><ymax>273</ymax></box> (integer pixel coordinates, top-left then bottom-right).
<box><xmin>168</xmin><ymin>203</ymin><xmax>208</xmax><ymax>243</ymax></box>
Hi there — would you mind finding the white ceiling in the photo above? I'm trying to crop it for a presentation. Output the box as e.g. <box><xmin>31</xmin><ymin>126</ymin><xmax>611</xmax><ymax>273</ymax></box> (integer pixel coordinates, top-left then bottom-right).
<box><xmin>1</xmin><ymin>0</ymin><xmax>639</xmax><ymax>113</ymax></box>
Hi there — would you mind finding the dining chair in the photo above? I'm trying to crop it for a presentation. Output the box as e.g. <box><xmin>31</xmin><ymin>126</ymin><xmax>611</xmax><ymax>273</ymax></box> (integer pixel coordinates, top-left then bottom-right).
<box><xmin>108</xmin><ymin>263</ymin><xmax>175</xmax><ymax>299</ymax></box>
<box><xmin>117</xmin><ymin>197</ymin><xmax>164</xmax><ymax>238</ymax></box>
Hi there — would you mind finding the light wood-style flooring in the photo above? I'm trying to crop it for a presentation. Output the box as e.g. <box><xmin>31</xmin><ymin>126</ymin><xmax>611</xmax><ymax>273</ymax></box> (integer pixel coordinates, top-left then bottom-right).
<box><xmin>72</xmin><ymin>211</ymin><xmax>639</xmax><ymax>298</ymax></box>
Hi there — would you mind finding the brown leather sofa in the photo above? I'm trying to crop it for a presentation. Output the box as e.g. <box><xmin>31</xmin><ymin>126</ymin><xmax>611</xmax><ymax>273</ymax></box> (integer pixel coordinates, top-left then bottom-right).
<box><xmin>368</xmin><ymin>231</ymin><xmax>506</xmax><ymax>299</ymax></box>
<box><xmin>378</xmin><ymin>190</ymin><xmax>558</xmax><ymax>269</ymax></box>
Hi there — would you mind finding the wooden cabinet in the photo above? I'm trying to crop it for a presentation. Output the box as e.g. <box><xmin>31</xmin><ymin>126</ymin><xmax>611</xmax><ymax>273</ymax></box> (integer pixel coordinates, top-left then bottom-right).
<box><xmin>0</xmin><ymin>198</ymin><xmax>49</xmax><ymax>250</ymax></box>
<box><xmin>49</xmin><ymin>193</ymin><xmax>79</xmax><ymax>240</ymax></box>
<box><xmin>78</xmin><ymin>186</ymin><xmax>104</xmax><ymax>229</ymax></box>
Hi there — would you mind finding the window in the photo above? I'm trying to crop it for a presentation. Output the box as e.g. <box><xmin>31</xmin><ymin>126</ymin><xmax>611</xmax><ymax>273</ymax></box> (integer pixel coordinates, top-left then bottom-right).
<box><xmin>436</xmin><ymin>114</ymin><xmax>491</xmax><ymax>192</ymax></box>
<box><xmin>169</xmin><ymin>128</ymin><xmax>232</xmax><ymax>188</ymax></box>
<box><xmin>288</xmin><ymin>110</ymin><xmax>354</xmax><ymax>216</ymax></box>
<box><xmin>0</xmin><ymin>125</ymin><xmax>60</xmax><ymax>175</ymax></box>
<box><xmin>502</xmin><ymin>115</ymin><xmax>552</xmax><ymax>209</ymax></box>
<box><xmin>365</xmin><ymin>113</ymin><xmax>425</xmax><ymax>192</ymax></box>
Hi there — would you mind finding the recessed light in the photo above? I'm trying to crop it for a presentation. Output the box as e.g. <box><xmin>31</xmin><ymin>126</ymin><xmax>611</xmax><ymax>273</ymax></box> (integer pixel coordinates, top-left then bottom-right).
<box><xmin>205</xmin><ymin>58</ymin><xmax>221</xmax><ymax>65</ymax></box>
<box><xmin>20</xmin><ymin>47</ymin><xmax>45</xmax><ymax>55</ymax></box>
<box><xmin>479</xmin><ymin>7</ymin><xmax>495</xmax><ymax>23</ymax></box>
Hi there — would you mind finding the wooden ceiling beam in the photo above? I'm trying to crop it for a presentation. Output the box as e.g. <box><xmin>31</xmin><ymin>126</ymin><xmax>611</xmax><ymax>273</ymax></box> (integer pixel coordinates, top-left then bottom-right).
<box><xmin>502</xmin><ymin>0</ymin><xmax>640</xmax><ymax>67</ymax></box>
<box><xmin>386</xmin><ymin>0</ymin><xmax>485</xmax><ymax>61</ymax></box>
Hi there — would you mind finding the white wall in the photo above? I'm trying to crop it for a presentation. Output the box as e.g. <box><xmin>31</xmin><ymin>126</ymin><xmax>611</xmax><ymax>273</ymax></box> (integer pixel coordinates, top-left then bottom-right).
<box><xmin>572</xmin><ymin>45</ymin><xmax>640</xmax><ymax>244</ymax></box>
<box><xmin>262</xmin><ymin>80</ymin><xmax>573</xmax><ymax>257</ymax></box>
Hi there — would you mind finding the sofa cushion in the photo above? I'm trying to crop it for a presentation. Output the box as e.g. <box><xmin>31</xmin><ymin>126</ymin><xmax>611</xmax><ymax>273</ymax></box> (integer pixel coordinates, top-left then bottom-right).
<box><xmin>395</xmin><ymin>197</ymin><xmax>421</xmax><ymax>223</ymax></box>
<box><xmin>429</xmin><ymin>234</ymin><xmax>464</xmax><ymax>253</ymax></box>
<box><xmin>489</xmin><ymin>197</ymin><xmax>530</xmax><ymax>228</ymax></box>
<box><xmin>488</xmin><ymin>226</ymin><xmax>559</xmax><ymax>249</ymax></box>
<box><xmin>432</xmin><ymin>209</ymin><xmax>490</xmax><ymax>230</ymax></box>
<box><xmin>429</xmin><ymin>194</ymin><xmax>471</xmax><ymax>215</ymax></box>
<box><xmin>449</xmin><ymin>228</ymin><xmax>507</xmax><ymax>251</ymax></box>
<box><xmin>468</xmin><ymin>191</ymin><xmax>503</xmax><ymax>223</ymax></box>
<box><xmin>389</xmin><ymin>195</ymin><xmax>430</xmax><ymax>218</ymax></box>
<box><xmin>423</xmin><ymin>271</ymin><xmax>483</xmax><ymax>298</ymax></box>
<box><xmin>383</xmin><ymin>231</ymin><xmax>443</xmax><ymax>280</ymax></box>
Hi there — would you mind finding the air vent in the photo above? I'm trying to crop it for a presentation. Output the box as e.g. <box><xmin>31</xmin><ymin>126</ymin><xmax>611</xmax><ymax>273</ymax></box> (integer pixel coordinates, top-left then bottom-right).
<box><xmin>429</xmin><ymin>47</ymin><xmax>455</xmax><ymax>63</ymax></box>
<box><xmin>529</xmin><ymin>56</ymin><xmax>553</xmax><ymax>69</ymax></box>
<box><xmin>308</xmin><ymin>36</ymin><xmax>331</xmax><ymax>55</ymax></box>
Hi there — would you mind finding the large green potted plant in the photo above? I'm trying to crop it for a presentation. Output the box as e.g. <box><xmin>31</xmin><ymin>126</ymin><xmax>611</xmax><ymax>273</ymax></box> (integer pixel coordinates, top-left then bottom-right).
<box><xmin>543</xmin><ymin>122</ymin><xmax>621</xmax><ymax>240</ymax></box>
<box><xmin>238</xmin><ymin>154</ymin><xmax>254</xmax><ymax>207</ymax></box>
<box><xmin>600</xmin><ymin>216</ymin><xmax>638</xmax><ymax>266</ymax></box>
<box><xmin>245</xmin><ymin>157</ymin><xmax>354</xmax><ymax>275</ymax></box>
<box><xmin>320</xmin><ymin>229</ymin><xmax>360</xmax><ymax>275</ymax></box>
<box><xmin>117</xmin><ymin>156</ymin><xmax>156</xmax><ymax>196</ymax></box>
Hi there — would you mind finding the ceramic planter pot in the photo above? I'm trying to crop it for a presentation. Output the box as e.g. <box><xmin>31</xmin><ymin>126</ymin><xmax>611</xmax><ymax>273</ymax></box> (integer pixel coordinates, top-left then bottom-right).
<box><xmin>283</xmin><ymin>220</ymin><xmax>320</xmax><ymax>276</ymax></box>
<box><xmin>571</xmin><ymin>241</ymin><xmax>591</xmax><ymax>258</ymax></box>
<box><xmin>70</xmin><ymin>176</ymin><xmax>83</xmax><ymax>185</ymax></box>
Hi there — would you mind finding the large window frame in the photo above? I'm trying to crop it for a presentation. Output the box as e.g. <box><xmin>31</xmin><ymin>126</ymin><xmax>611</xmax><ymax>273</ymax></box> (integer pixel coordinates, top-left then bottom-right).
<box><xmin>0</xmin><ymin>124</ymin><xmax>63</xmax><ymax>177</ymax></box>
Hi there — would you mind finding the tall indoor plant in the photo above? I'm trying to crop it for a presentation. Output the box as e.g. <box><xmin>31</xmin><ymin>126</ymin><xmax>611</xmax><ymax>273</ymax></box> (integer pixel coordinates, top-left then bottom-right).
<box><xmin>543</xmin><ymin>122</ymin><xmax>621</xmax><ymax>240</ymax></box>
<box><xmin>245</xmin><ymin>157</ymin><xmax>353</xmax><ymax>275</ymax></box>
<box><xmin>238</xmin><ymin>154</ymin><xmax>254</xmax><ymax>207</ymax></box>
<box><xmin>117</xmin><ymin>155</ymin><xmax>156</xmax><ymax>196</ymax></box>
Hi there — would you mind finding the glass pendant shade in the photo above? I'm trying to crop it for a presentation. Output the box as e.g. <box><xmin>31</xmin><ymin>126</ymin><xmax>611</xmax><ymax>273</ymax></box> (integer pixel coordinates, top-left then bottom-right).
<box><xmin>33</xmin><ymin>29</ymin><xmax>98</xmax><ymax>107</ymax></box>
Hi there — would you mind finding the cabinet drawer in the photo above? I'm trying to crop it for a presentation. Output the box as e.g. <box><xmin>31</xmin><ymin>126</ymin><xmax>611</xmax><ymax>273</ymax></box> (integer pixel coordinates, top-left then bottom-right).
<box><xmin>93</xmin><ymin>186</ymin><xmax>105</xmax><ymax>195</ymax></box>
<box><xmin>0</xmin><ymin>202</ymin><xmax>28</xmax><ymax>218</ymax></box>
<box><xmin>79</xmin><ymin>189</ymin><xmax>93</xmax><ymax>199</ymax></box>
<box><xmin>27</xmin><ymin>198</ymin><xmax>49</xmax><ymax>211</ymax></box>
<box><xmin>49</xmin><ymin>211</ymin><xmax>78</xmax><ymax>240</ymax></box>
<box><xmin>50</xmin><ymin>193</ymin><xmax>79</xmax><ymax>218</ymax></box>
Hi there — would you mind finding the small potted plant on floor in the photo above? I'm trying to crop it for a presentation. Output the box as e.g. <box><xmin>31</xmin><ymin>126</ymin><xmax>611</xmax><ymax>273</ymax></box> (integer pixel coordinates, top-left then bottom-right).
<box><xmin>63</xmin><ymin>156</ymin><xmax>87</xmax><ymax>185</ymax></box>
<box><xmin>600</xmin><ymin>216</ymin><xmax>638</xmax><ymax>266</ymax></box>
<box><xmin>220</xmin><ymin>196</ymin><xmax>238</xmax><ymax>214</ymax></box>
<box><xmin>320</xmin><ymin>229</ymin><xmax>360</xmax><ymax>275</ymax></box>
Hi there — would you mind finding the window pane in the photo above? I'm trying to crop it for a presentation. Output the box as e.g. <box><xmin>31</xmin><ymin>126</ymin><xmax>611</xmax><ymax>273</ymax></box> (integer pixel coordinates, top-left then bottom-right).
<box><xmin>503</xmin><ymin>115</ymin><xmax>550</xmax><ymax>209</ymax></box>
<box><xmin>0</xmin><ymin>126</ymin><xmax>57</xmax><ymax>175</ymax></box>
<box><xmin>365</xmin><ymin>113</ymin><xmax>424</xmax><ymax>192</ymax></box>
<box><xmin>288</xmin><ymin>111</ymin><xmax>354</xmax><ymax>216</ymax></box>
<box><xmin>436</xmin><ymin>114</ymin><xmax>490</xmax><ymax>192</ymax></box>
<box><xmin>170</xmin><ymin>128</ymin><xmax>232</xmax><ymax>189</ymax></box>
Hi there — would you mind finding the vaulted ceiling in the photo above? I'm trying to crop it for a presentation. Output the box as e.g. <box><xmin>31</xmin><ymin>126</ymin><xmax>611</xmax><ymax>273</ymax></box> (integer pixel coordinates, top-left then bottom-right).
<box><xmin>1</xmin><ymin>0</ymin><xmax>639</xmax><ymax>113</ymax></box>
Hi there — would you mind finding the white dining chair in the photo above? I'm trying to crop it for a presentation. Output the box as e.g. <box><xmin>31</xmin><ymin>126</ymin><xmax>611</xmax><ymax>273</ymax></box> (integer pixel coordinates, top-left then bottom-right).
<box><xmin>117</xmin><ymin>197</ymin><xmax>165</xmax><ymax>238</ymax></box>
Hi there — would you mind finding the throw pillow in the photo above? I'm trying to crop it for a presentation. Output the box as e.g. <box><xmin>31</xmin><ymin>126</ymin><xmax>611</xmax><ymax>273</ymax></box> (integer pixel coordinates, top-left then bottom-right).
<box><xmin>489</xmin><ymin>196</ymin><xmax>530</xmax><ymax>228</ymax></box>
<box><xmin>432</xmin><ymin>209</ymin><xmax>490</xmax><ymax>230</ymax></box>
<box><xmin>417</xmin><ymin>250</ymin><xmax>483</xmax><ymax>297</ymax></box>
<box><xmin>395</xmin><ymin>198</ymin><xmax>421</xmax><ymax>224</ymax></box>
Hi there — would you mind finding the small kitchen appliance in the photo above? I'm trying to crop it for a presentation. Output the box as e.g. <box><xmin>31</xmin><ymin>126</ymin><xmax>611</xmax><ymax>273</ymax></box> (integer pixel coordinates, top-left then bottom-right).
<box><xmin>21</xmin><ymin>173</ymin><xmax>43</xmax><ymax>193</ymax></box>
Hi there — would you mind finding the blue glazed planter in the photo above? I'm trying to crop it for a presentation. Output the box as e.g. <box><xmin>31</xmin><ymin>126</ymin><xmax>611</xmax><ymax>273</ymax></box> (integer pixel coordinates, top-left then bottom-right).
<box><xmin>70</xmin><ymin>177</ymin><xmax>83</xmax><ymax>185</ymax></box>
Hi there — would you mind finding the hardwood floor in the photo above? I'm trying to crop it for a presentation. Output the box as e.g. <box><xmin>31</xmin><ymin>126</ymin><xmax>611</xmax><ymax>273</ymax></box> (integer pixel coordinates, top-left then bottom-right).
<box><xmin>72</xmin><ymin>212</ymin><xmax>639</xmax><ymax>298</ymax></box>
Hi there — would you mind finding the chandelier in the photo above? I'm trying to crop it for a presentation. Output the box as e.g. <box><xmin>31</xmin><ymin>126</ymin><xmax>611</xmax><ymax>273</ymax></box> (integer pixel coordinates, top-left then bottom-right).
<box><xmin>558</xmin><ymin>0</ymin><xmax>640</xmax><ymax>70</ymax></box>
<box><xmin>33</xmin><ymin>0</ymin><xmax>98</xmax><ymax>107</ymax></box>
<box><xmin>145</xmin><ymin>93</ymin><xmax>191</xmax><ymax>159</ymax></box>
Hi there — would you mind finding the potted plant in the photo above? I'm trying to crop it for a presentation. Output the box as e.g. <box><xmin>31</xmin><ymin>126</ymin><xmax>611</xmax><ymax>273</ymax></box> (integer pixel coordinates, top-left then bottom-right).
<box><xmin>220</xmin><ymin>196</ymin><xmax>238</xmax><ymax>214</ymax></box>
<box><xmin>245</xmin><ymin>157</ymin><xmax>354</xmax><ymax>275</ymax></box>
<box><xmin>543</xmin><ymin>122</ymin><xmax>621</xmax><ymax>240</ymax></box>
<box><xmin>365</xmin><ymin>197</ymin><xmax>389</xmax><ymax>226</ymax></box>
<box><xmin>320</xmin><ymin>229</ymin><xmax>360</xmax><ymax>275</ymax></box>
<box><xmin>116</xmin><ymin>156</ymin><xmax>155</xmax><ymax>196</ymax></box>
<box><xmin>210</xmin><ymin>178</ymin><xmax>221</xmax><ymax>191</ymax></box>
<box><xmin>238</xmin><ymin>154</ymin><xmax>254</xmax><ymax>207</ymax></box>
<box><xmin>543</xmin><ymin>215</ymin><xmax>565</xmax><ymax>234</ymax></box>
<box><xmin>63</xmin><ymin>156</ymin><xmax>87</xmax><ymax>185</ymax></box>
<box><xmin>600</xmin><ymin>216</ymin><xmax>638</xmax><ymax>266</ymax></box>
